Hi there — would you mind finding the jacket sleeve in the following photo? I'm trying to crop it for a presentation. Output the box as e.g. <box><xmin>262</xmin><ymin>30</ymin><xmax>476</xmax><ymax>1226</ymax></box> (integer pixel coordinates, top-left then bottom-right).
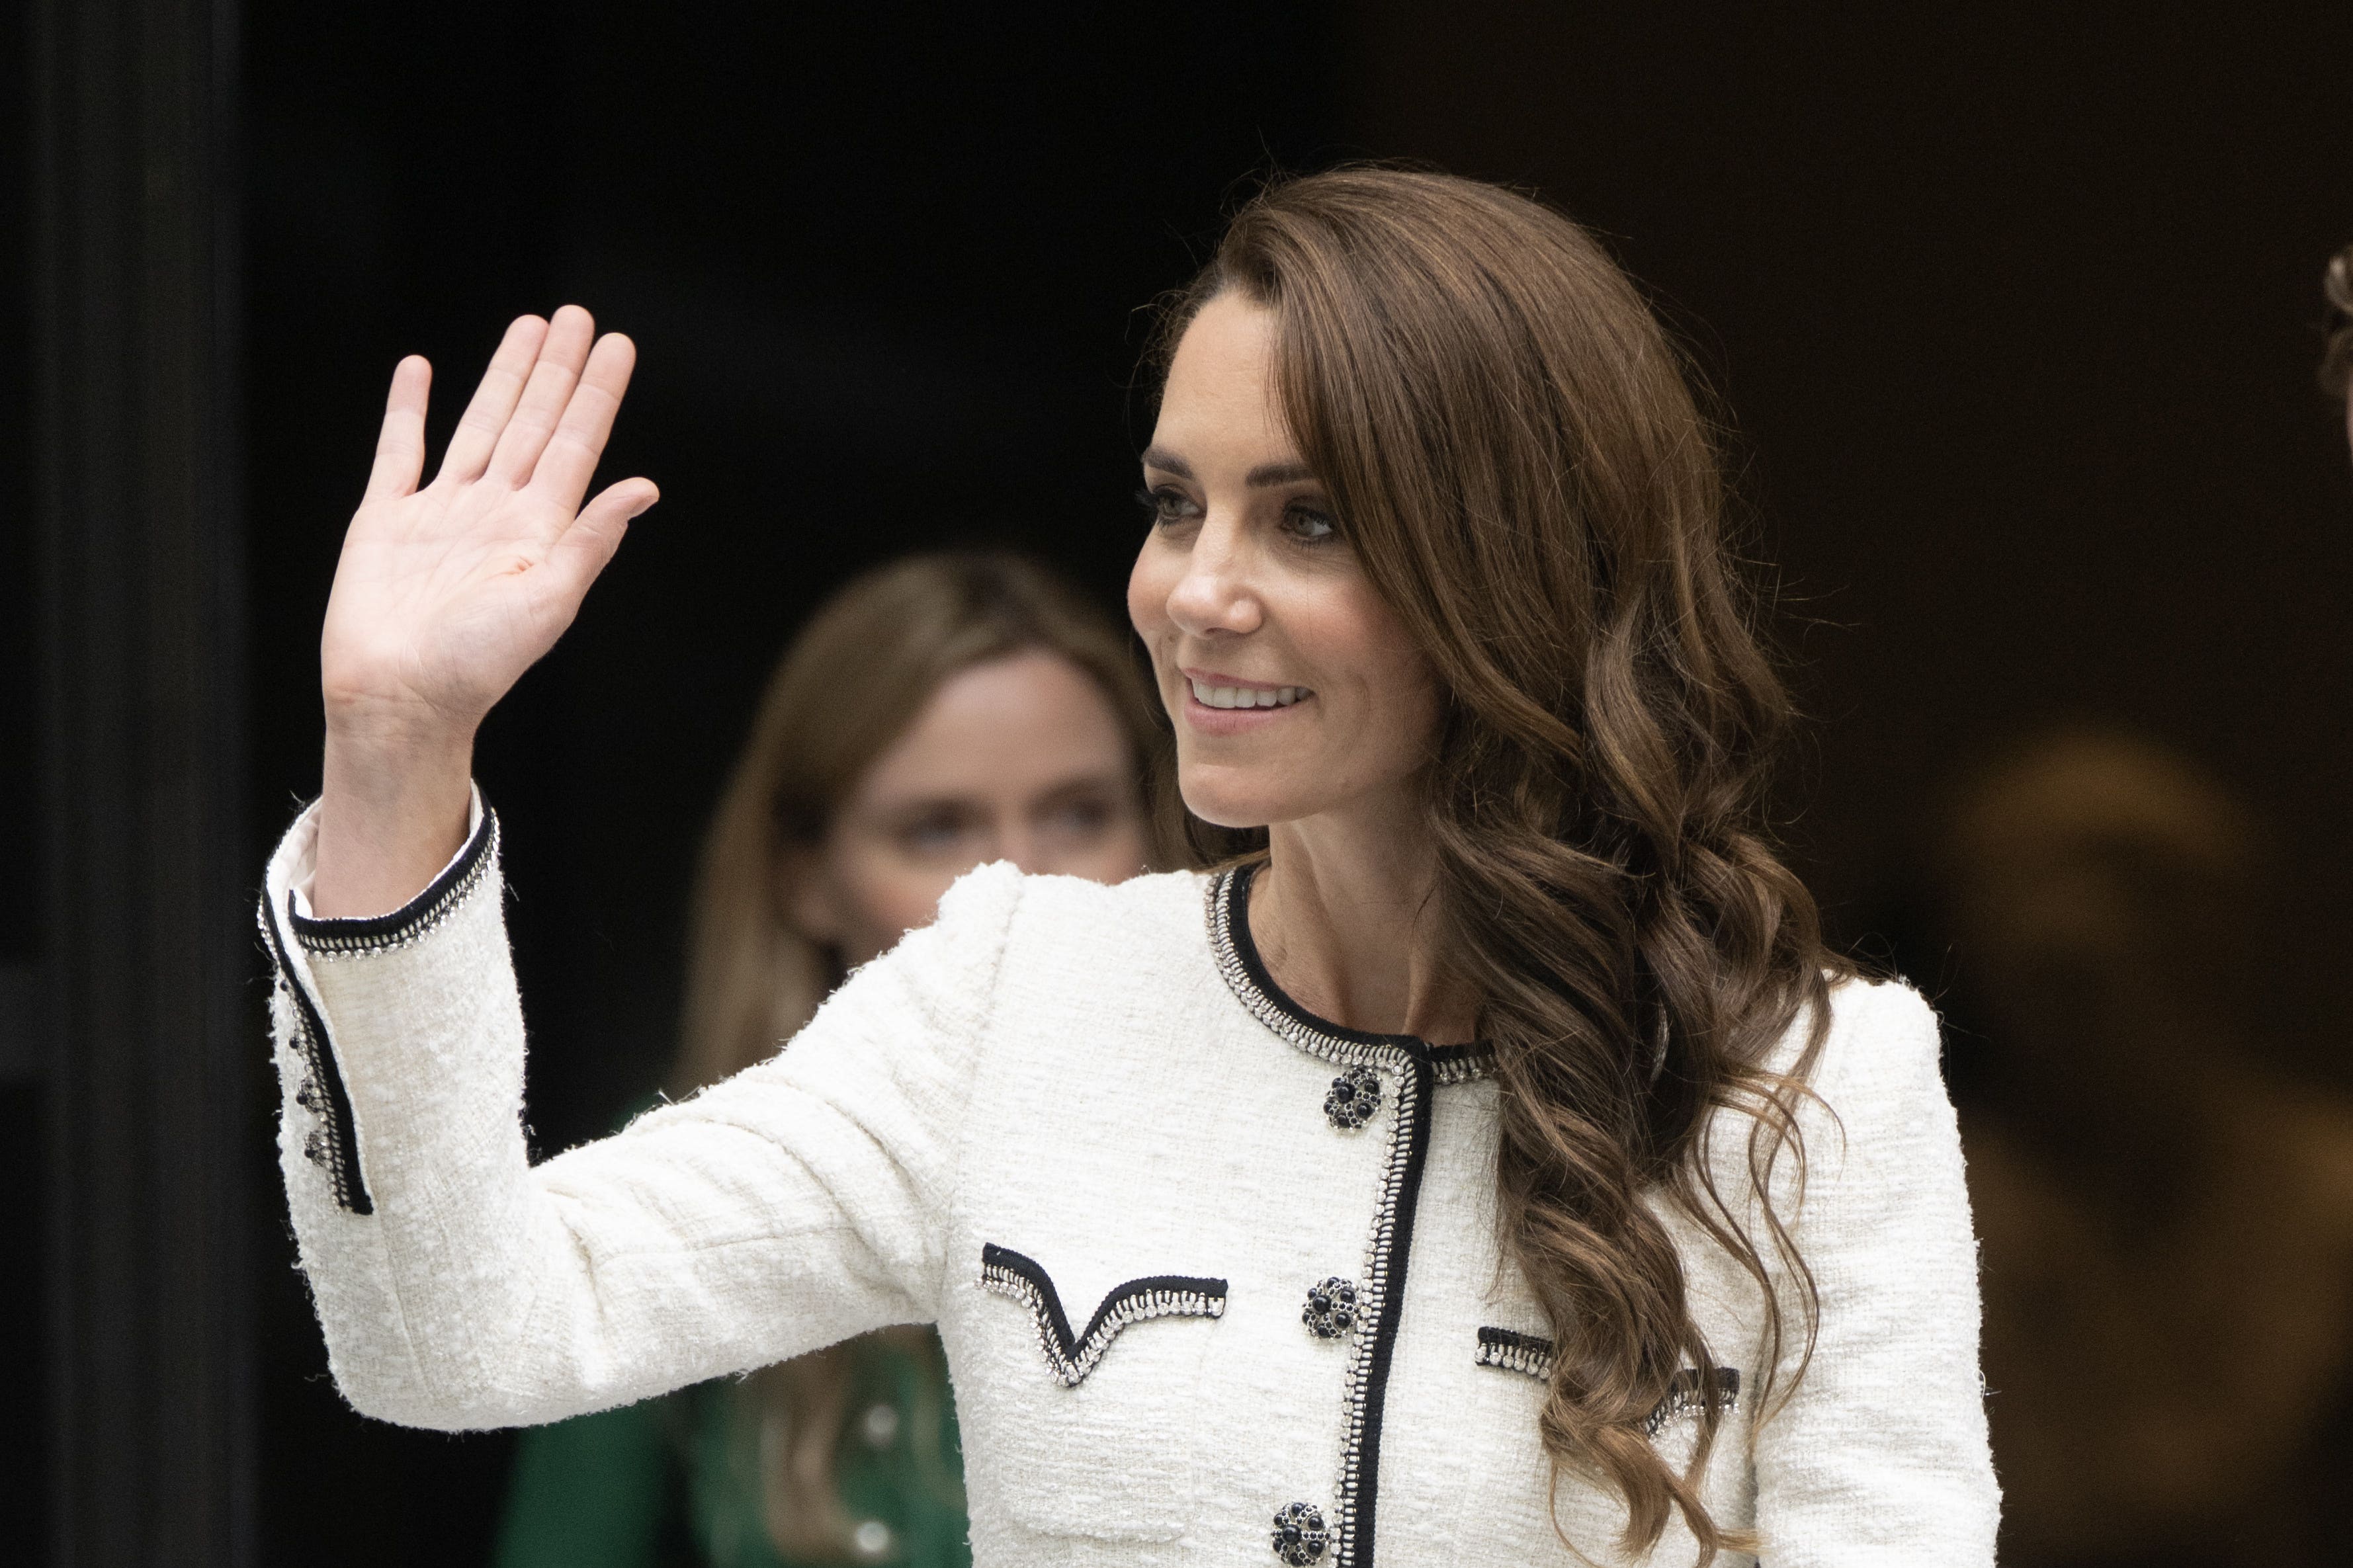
<box><xmin>259</xmin><ymin>795</ymin><xmax>1017</xmax><ymax>1432</ymax></box>
<box><xmin>1747</xmin><ymin>979</ymin><xmax>2001</xmax><ymax>1565</ymax></box>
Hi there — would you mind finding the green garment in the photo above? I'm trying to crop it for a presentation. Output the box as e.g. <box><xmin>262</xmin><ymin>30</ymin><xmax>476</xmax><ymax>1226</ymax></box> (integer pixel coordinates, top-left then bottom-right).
<box><xmin>493</xmin><ymin>1329</ymin><xmax>970</xmax><ymax>1568</ymax></box>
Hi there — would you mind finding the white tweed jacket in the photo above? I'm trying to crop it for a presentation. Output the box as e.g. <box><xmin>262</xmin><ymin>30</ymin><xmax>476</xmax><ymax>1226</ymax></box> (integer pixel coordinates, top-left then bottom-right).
<box><xmin>259</xmin><ymin>798</ymin><xmax>1998</xmax><ymax>1567</ymax></box>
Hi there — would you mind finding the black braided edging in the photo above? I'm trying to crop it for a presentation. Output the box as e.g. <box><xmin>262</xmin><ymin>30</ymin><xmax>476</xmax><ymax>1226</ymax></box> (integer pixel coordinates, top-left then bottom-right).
<box><xmin>1474</xmin><ymin>1326</ymin><xmax>1557</xmax><ymax>1379</ymax></box>
<box><xmin>1471</xmin><ymin>1331</ymin><xmax>1742</xmax><ymax>1438</ymax></box>
<box><xmin>1208</xmin><ymin>866</ymin><xmax>1471</xmax><ymax>1568</ymax></box>
<box><xmin>257</xmin><ymin>889</ymin><xmax>373</xmax><ymax>1214</ymax></box>
<box><xmin>1642</xmin><ymin>1367</ymin><xmax>1742</xmax><ymax>1436</ymax></box>
<box><xmin>1206</xmin><ymin>866</ymin><xmax>1494</xmax><ymax>1086</ymax></box>
<box><xmin>292</xmin><ymin>808</ymin><xmax>500</xmax><ymax>959</ymax></box>
<box><xmin>1328</xmin><ymin>1053</ymin><xmax>1426</xmax><ymax>1568</ymax></box>
<box><xmin>980</xmin><ymin>1243</ymin><xmax>1225</xmax><ymax>1388</ymax></box>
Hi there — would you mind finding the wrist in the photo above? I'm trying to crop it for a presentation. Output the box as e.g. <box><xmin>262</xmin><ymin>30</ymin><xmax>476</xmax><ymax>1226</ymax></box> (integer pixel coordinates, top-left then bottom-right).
<box><xmin>313</xmin><ymin>727</ymin><xmax>478</xmax><ymax>920</ymax></box>
<box><xmin>321</xmin><ymin>683</ymin><xmax>479</xmax><ymax>756</ymax></box>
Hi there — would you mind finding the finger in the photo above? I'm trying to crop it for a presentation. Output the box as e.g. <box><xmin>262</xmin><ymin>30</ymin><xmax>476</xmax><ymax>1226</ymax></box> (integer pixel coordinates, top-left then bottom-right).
<box><xmin>363</xmin><ymin>356</ymin><xmax>433</xmax><ymax>502</ymax></box>
<box><xmin>435</xmin><ymin>314</ymin><xmax>549</xmax><ymax>485</ymax></box>
<box><xmin>540</xmin><ymin>478</ymin><xmax>658</xmax><ymax>610</ymax></box>
<box><xmin>526</xmin><ymin>332</ymin><xmax>639</xmax><ymax>511</ymax></box>
<box><xmin>485</xmin><ymin>304</ymin><xmax>596</xmax><ymax>489</ymax></box>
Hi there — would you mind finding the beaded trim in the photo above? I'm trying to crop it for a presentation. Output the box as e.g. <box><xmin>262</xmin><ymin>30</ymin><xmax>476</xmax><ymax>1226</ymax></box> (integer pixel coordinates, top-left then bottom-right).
<box><xmin>1329</xmin><ymin>1051</ymin><xmax>1428</xmax><ymax>1568</ymax></box>
<box><xmin>257</xmin><ymin>889</ymin><xmax>372</xmax><ymax>1214</ymax></box>
<box><xmin>1205</xmin><ymin>864</ymin><xmax>1494</xmax><ymax>1087</ymax></box>
<box><xmin>1643</xmin><ymin>1367</ymin><xmax>1742</xmax><ymax>1436</ymax></box>
<box><xmin>292</xmin><ymin>809</ymin><xmax>500</xmax><ymax>959</ymax></box>
<box><xmin>1208</xmin><ymin>866</ymin><xmax>1486</xmax><ymax>1568</ymax></box>
<box><xmin>1473</xmin><ymin>1326</ymin><xmax>1555</xmax><ymax>1379</ymax></box>
<box><xmin>980</xmin><ymin>1243</ymin><xmax>1226</xmax><ymax>1388</ymax></box>
<box><xmin>1471</xmin><ymin>1331</ymin><xmax>1742</xmax><ymax>1436</ymax></box>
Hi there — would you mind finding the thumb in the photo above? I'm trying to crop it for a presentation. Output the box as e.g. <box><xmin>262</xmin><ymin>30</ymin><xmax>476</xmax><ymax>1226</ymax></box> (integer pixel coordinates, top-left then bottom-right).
<box><xmin>546</xmin><ymin>478</ymin><xmax>658</xmax><ymax>604</ymax></box>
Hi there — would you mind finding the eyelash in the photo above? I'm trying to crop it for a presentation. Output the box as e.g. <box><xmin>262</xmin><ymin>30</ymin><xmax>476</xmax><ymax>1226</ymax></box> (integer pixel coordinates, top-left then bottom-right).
<box><xmin>1134</xmin><ymin>485</ymin><xmax>1338</xmax><ymax>543</ymax></box>
<box><xmin>1134</xmin><ymin>485</ymin><xmax>1187</xmax><ymax>526</ymax></box>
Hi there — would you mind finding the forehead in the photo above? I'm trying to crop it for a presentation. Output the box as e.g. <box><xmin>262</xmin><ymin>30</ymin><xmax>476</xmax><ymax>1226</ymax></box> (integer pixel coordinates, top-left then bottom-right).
<box><xmin>1153</xmin><ymin>294</ymin><xmax>1293</xmax><ymax>460</ymax></box>
<box><xmin>854</xmin><ymin>652</ymin><xmax>1130</xmax><ymax>805</ymax></box>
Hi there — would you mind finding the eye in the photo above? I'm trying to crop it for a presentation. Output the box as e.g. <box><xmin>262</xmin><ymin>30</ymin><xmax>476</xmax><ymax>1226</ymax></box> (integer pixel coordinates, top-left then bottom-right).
<box><xmin>891</xmin><ymin>808</ymin><xmax>979</xmax><ymax>858</ymax></box>
<box><xmin>1039</xmin><ymin>794</ymin><xmax>1117</xmax><ymax>840</ymax></box>
<box><xmin>1135</xmin><ymin>484</ymin><xmax>1202</xmax><ymax>530</ymax></box>
<box><xmin>1284</xmin><ymin>502</ymin><xmax>1338</xmax><ymax>542</ymax></box>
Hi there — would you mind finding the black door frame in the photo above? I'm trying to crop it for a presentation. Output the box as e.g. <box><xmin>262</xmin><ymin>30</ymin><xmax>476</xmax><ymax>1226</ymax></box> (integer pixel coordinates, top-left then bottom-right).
<box><xmin>32</xmin><ymin>0</ymin><xmax>253</xmax><ymax>1561</ymax></box>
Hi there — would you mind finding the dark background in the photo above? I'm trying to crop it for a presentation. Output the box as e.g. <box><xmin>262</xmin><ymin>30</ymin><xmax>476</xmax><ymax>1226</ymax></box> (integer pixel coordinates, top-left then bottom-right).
<box><xmin>13</xmin><ymin>2</ymin><xmax>2352</xmax><ymax>1564</ymax></box>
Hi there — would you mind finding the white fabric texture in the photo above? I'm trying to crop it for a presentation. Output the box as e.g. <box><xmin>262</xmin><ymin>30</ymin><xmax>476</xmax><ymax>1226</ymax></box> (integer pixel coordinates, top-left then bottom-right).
<box><xmin>261</xmin><ymin>800</ymin><xmax>1998</xmax><ymax>1566</ymax></box>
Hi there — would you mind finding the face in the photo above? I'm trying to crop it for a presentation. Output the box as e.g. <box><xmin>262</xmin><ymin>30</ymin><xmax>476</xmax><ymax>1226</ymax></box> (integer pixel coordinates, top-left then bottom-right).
<box><xmin>1127</xmin><ymin>292</ymin><xmax>1443</xmax><ymax>831</ymax></box>
<box><xmin>792</xmin><ymin>649</ymin><xmax>1148</xmax><ymax>967</ymax></box>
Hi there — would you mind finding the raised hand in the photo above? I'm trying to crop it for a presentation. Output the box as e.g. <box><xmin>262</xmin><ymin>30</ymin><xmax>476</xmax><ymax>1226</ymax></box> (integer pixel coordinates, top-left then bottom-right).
<box><xmin>312</xmin><ymin>306</ymin><xmax>658</xmax><ymax>917</ymax></box>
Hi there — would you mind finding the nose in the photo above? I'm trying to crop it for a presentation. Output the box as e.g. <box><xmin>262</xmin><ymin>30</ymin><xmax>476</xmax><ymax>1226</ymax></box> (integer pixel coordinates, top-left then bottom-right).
<box><xmin>1164</xmin><ymin>516</ymin><xmax>1263</xmax><ymax>640</ymax></box>
<box><xmin>999</xmin><ymin>822</ymin><xmax>1039</xmax><ymax>876</ymax></box>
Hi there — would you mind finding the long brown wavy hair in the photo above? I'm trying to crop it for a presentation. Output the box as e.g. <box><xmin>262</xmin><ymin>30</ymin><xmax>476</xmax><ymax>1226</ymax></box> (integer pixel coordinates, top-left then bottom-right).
<box><xmin>679</xmin><ymin>550</ymin><xmax>1178</xmax><ymax>1558</ymax></box>
<box><xmin>1153</xmin><ymin>169</ymin><xmax>1844</xmax><ymax>1560</ymax></box>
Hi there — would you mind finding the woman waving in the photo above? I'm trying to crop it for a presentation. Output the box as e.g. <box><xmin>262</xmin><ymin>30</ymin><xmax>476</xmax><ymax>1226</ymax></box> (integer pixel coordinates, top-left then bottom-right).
<box><xmin>262</xmin><ymin>168</ymin><xmax>1996</xmax><ymax>1566</ymax></box>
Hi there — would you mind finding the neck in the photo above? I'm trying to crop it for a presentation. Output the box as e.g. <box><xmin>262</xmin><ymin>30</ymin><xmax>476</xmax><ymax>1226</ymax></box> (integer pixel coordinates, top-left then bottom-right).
<box><xmin>1251</xmin><ymin>786</ymin><xmax>1478</xmax><ymax>1044</ymax></box>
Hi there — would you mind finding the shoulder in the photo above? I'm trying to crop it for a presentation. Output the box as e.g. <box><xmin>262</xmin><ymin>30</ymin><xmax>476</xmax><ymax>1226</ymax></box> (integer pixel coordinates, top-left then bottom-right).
<box><xmin>1805</xmin><ymin>973</ymin><xmax>1945</xmax><ymax>1098</ymax></box>
<box><xmin>931</xmin><ymin>861</ymin><xmax>1209</xmax><ymax>928</ymax></box>
<box><xmin>990</xmin><ymin>864</ymin><xmax>1214</xmax><ymax>957</ymax></box>
<box><xmin>914</xmin><ymin>863</ymin><xmax>1213</xmax><ymax>1001</ymax></box>
<box><xmin>1777</xmin><ymin>976</ymin><xmax>1964</xmax><ymax>1204</ymax></box>
<box><xmin>1732</xmin><ymin>975</ymin><xmax>1951</xmax><ymax>1184</ymax></box>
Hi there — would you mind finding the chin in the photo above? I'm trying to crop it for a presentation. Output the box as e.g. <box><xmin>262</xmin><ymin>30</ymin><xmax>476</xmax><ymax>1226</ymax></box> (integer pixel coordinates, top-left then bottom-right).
<box><xmin>1174</xmin><ymin>764</ymin><xmax>1289</xmax><ymax>832</ymax></box>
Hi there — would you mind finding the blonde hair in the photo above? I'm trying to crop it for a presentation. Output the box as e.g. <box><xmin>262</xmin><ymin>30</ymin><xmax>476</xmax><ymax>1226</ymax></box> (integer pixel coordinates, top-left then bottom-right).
<box><xmin>672</xmin><ymin>550</ymin><xmax>1178</xmax><ymax>1559</ymax></box>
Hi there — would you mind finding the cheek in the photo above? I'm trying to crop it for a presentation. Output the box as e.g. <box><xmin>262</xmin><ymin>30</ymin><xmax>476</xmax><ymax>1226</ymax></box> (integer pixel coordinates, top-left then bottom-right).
<box><xmin>1329</xmin><ymin>586</ymin><xmax>1440</xmax><ymax>731</ymax></box>
<box><xmin>836</xmin><ymin>842</ymin><xmax>964</xmax><ymax>947</ymax></box>
<box><xmin>1359</xmin><ymin>658</ymin><xmax>1444</xmax><ymax>782</ymax></box>
<box><xmin>1074</xmin><ymin>819</ymin><xmax>1151</xmax><ymax>883</ymax></box>
<box><xmin>1127</xmin><ymin>540</ymin><xmax>1176</xmax><ymax>646</ymax></box>
<box><xmin>1319</xmin><ymin>600</ymin><xmax>1445</xmax><ymax>788</ymax></box>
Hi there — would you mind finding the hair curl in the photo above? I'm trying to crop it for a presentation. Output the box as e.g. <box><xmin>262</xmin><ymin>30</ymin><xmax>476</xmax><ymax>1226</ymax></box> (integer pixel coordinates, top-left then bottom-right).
<box><xmin>1156</xmin><ymin>168</ymin><xmax>1844</xmax><ymax>1559</ymax></box>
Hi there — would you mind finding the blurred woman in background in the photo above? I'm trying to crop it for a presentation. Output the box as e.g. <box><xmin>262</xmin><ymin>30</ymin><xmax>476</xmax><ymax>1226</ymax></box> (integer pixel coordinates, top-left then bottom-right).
<box><xmin>1928</xmin><ymin>731</ymin><xmax>2353</xmax><ymax>1567</ymax></box>
<box><xmin>495</xmin><ymin>551</ymin><xmax>1180</xmax><ymax>1568</ymax></box>
<box><xmin>2323</xmin><ymin>244</ymin><xmax>2350</xmax><ymax>452</ymax></box>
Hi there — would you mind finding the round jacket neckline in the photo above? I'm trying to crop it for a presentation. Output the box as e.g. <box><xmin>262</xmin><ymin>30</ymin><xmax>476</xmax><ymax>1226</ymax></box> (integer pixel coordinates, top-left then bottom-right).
<box><xmin>1209</xmin><ymin>860</ymin><xmax>1491</xmax><ymax>1076</ymax></box>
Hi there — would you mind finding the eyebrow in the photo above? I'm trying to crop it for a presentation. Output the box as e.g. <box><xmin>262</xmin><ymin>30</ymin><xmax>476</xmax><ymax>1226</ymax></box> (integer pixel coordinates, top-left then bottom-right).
<box><xmin>1140</xmin><ymin>447</ymin><xmax>1317</xmax><ymax>489</ymax></box>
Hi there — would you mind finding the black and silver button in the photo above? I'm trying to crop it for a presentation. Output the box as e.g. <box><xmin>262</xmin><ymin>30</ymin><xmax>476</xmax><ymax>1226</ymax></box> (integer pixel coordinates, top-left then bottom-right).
<box><xmin>1271</xmin><ymin>1501</ymin><xmax>1329</xmax><ymax>1564</ymax></box>
<box><xmin>1302</xmin><ymin>1277</ymin><xmax>1359</xmax><ymax>1340</ymax></box>
<box><xmin>1323</xmin><ymin>1066</ymin><xmax>1381</xmax><ymax>1130</ymax></box>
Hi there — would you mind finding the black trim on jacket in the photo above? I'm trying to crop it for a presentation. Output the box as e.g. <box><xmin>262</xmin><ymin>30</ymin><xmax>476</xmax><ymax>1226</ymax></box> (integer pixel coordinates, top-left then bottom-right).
<box><xmin>980</xmin><ymin>1243</ymin><xmax>1226</xmax><ymax>1387</ymax></box>
<box><xmin>258</xmin><ymin>889</ymin><xmax>373</xmax><ymax>1214</ymax></box>
<box><xmin>1473</xmin><ymin>1329</ymin><xmax>1743</xmax><ymax>1435</ymax></box>
<box><xmin>1473</xmin><ymin>1325</ymin><xmax>1555</xmax><ymax>1379</ymax></box>
<box><xmin>1207</xmin><ymin>865</ymin><xmax>1490</xmax><ymax>1568</ymax></box>
<box><xmin>290</xmin><ymin>807</ymin><xmax>499</xmax><ymax>958</ymax></box>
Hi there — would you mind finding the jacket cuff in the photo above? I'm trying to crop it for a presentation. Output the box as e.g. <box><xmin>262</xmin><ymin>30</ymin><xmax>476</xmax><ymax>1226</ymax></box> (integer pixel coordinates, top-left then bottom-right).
<box><xmin>288</xmin><ymin>789</ymin><xmax>497</xmax><ymax>960</ymax></box>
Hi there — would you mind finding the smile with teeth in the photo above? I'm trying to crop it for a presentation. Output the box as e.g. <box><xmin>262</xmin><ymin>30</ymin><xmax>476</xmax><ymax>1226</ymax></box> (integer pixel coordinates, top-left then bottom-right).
<box><xmin>1189</xmin><ymin>678</ymin><xmax>1311</xmax><ymax>710</ymax></box>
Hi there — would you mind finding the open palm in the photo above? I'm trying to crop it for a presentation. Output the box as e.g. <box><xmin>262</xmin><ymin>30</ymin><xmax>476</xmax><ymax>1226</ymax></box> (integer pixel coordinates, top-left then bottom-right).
<box><xmin>321</xmin><ymin>306</ymin><xmax>657</xmax><ymax>734</ymax></box>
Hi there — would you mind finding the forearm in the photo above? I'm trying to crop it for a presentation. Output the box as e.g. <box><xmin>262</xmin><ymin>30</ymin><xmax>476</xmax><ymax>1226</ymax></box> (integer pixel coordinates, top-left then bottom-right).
<box><xmin>261</xmin><ymin>801</ymin><xmax>998</xmax><ymax>1430</ymax></box>
<box><xmin>269</xmin><ymin>797</ymin><xmax>560</xmax><ymax>1425</ymax></box>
